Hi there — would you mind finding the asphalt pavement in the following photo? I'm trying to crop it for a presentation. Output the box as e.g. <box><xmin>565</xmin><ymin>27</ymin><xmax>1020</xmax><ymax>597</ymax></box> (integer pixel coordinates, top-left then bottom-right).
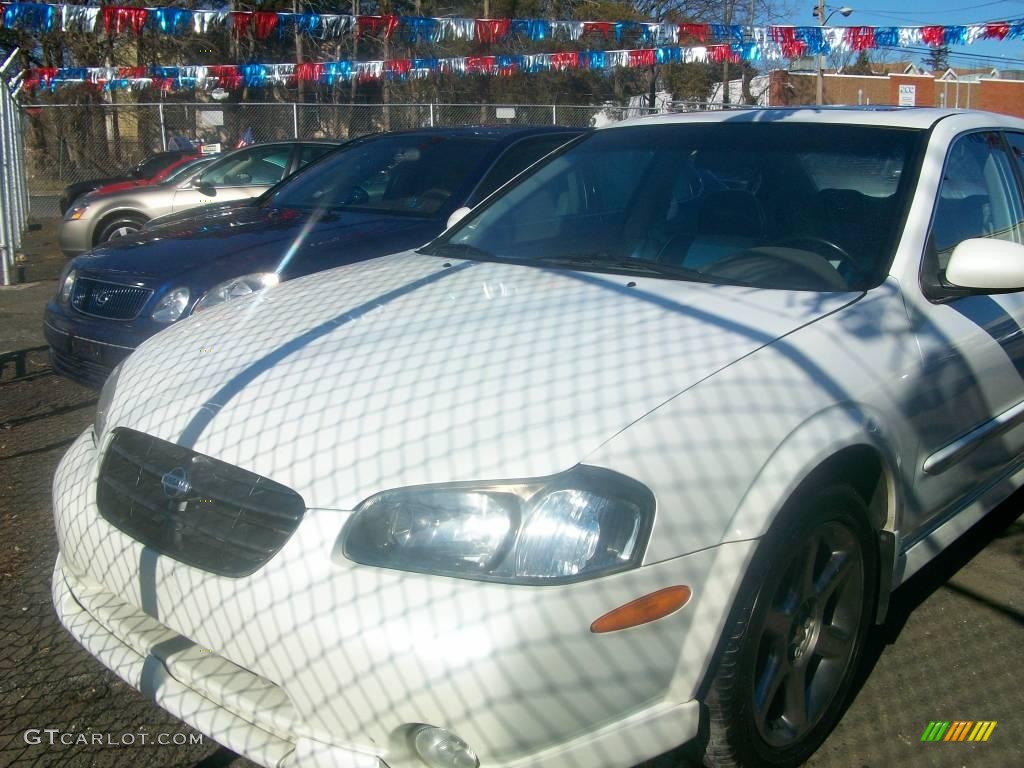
<box><xmin>0</xmin><ymin>220</ymin><xmax>1022</xmax><ymax>768</ymax></box>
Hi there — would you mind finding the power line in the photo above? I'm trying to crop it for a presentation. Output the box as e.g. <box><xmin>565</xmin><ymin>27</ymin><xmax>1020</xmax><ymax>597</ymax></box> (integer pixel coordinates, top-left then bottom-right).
<box><xmin>849</xmin><ymin>1</ymin><xmax>1024</xmax><ymax>15</ymax></box>
<box><xmin>877</xmin><ymin>44</ymin><xmax>1024</xmax><ymax>65</ymax></box>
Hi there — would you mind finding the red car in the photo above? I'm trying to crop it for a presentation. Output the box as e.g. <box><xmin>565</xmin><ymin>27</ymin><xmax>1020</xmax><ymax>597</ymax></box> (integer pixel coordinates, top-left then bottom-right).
<box><xmin>90</xmin><ymin>154</ymin><xmax>203</xmax><ymax>197</ymax></box>
<box><xmin>59</xmin><ymin>149</ymin><xmax>202</xmax><ymax>213</ymax></box>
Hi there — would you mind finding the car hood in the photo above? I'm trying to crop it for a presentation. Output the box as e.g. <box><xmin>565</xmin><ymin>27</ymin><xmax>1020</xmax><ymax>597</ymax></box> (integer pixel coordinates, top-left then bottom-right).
<box><xmin>107</xmin><ymin>251</ymin><xmax>859</xmax><ymax>510</ymax></box>
<box><xmin>73</xmin><ymin>205</ymin><xmax>435</xmax><ymax>282</ymax></box>
<box><xmin>143</xmin><ymin>199</ymin><xmax>254</xmax><ymax>230</ymax></box>
<box><xmin>93</xmin><ymin>179</ymin><xmax>151</xmax><ymax>195</ymax></box>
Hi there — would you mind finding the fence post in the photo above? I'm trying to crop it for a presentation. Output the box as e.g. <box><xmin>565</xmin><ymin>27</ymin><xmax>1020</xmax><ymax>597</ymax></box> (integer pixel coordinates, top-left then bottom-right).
<box><xmin>17</xmin><ymin>101</ymin><xmax>29</xmax><ymax>227</ymax></box>
<box><xmin>0</xmin><ymin>81</ymin><xmax>10</xmax><ymax>286</ymax></box>
<box><xmin>158</xmin><ymin>102</ymin><xmax>167</xmax><ymax>150</ymax></box>
<box><xmin>429</xmin><ymin>102</ymin><xmax>434</xmax><ymax>127</ymax></box>
<box><xmin>0</xmin><ymin>48</ymin><xmax>19</xmax><ymax>285</ymax></box>
<box><xmin>552</xmin><ymin>104</ymin><xmax>557</xmax><ymax>124</ymax></box>
<box><xmin>293</xmin><ymin>103</ymin><xmax>299</xmax><ymax>138</ymax></box>
<box><xmin>11</xmin><ymin>87</ymin><xmax>26</xmax><ymax>232</ymax></box>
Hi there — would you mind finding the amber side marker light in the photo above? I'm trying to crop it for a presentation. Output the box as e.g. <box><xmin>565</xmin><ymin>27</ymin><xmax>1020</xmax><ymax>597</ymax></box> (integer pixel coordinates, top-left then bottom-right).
<box><xmin>590</xmin><ymin>585</ymin><xmax>692</xmax><ymax>634</ymax></box>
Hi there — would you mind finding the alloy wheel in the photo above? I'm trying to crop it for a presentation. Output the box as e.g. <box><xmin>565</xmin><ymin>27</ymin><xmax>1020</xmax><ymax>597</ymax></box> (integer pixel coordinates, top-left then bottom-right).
<box><xmin>751</xmin><ymin>520</ymin><xmax>865</xmax><ymax>748</ymax></box>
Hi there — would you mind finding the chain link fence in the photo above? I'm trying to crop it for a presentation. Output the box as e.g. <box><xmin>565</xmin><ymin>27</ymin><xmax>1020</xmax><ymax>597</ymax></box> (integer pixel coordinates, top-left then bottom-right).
<box><xmin>20</xmin><ymin>101</ymin><xmax>670</xmax><ymax>216</ymax></box>
<box><xmin>1</xmin><ymin>50</ymin><xmax>31</xmax><ymax>285</ymax></box>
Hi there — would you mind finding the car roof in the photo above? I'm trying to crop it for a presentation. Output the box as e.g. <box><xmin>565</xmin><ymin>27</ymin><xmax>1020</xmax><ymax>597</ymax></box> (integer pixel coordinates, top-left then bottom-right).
<box><xmin>607</xmin><ymin>106</ymin><xmax>1024</xmax><ymax>132</ymax></box>
<box><xmin>352</xmin><ymin>125</ymin><xmax>585</xmax><ymax>144</ymax></box>
<box><xmin>239</xmin><ymin>139</ymin><xmax>342</xmax><ymax>147</ymax></box>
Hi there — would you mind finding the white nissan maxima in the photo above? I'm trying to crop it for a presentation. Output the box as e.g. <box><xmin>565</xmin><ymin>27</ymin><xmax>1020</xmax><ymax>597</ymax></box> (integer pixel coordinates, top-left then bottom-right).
<box><xmin>53</xmin><ymin>108</ymin><xmax>1024</xmax><ymax>768</ymax></box>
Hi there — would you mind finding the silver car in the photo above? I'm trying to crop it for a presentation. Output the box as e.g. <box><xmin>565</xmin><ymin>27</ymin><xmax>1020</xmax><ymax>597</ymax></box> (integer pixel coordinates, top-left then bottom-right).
<box><xmin>58</xmin><ymin>140</ymin><xmax>338</xmax><ymax>256</ymax></box>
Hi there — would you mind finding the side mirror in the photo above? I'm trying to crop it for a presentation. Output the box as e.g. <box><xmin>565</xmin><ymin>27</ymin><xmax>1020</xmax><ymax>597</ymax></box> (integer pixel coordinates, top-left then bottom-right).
<box><xmin>946</xmin><ymin>238</ymin><xmax>1024</xmax><ymax>292</ymax></box>
<box><xmin>446</xmin><ymin>206</ymin><xmax>472</xmax><ymax>230</ymax></box>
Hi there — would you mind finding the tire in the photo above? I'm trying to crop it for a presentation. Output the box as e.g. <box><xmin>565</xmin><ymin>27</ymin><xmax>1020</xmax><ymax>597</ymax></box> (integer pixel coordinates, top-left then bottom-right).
<box><xmin>95</xmin><ymin>214</ymin><xmax>148</xmax><ymax>245</ymax></box>
<box><xmin>701</xmin><ymin>485</ymin><xmax>878</xmax><ymax>768</ymax></box>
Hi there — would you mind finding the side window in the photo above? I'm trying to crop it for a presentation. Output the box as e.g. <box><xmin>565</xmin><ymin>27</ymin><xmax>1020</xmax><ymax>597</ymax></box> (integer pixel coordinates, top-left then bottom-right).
<box><xmin>299</xmin><ymin>144</ymin><xmax>334</xmax><ymax>168</ymax></box>
<box><xmin>200</xmin><ymin>146</ymin><xmax>291</xmax><ymax>187</ymax></box>
<box><xmin>930</xmin><ymin>132</ymin><xmax>1024</xmax><ymax>272</ymax></box>
<box><xmin>472</xmin><ymin>135</ymin><xmax>575</xmax><ymax>202</ymax></box>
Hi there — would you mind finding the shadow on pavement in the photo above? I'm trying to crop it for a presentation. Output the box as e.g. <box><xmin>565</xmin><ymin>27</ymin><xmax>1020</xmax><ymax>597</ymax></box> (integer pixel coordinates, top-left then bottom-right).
<box><xmin>851</xmin><ymin>491</ymin><xmax>1024</xmax><ymax>700</ymax></box>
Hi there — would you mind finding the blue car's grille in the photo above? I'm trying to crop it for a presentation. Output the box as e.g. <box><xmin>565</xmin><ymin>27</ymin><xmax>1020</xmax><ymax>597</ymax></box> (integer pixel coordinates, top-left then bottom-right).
<box><xmin>97</xmin><ymin>429</ymin><xmax>306</xmax><ymax>577</ymax></box>
<box><xmin>71</xmin><ymin>278</ymin><xmax>151</xmax><ymax>320</ymax></box>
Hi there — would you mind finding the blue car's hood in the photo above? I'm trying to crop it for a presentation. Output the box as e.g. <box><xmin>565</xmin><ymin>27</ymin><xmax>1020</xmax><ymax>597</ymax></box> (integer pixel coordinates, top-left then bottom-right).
<box><xmin>74</xmin><ymin>205</ymin><xmax>439</xmax><ymax>283</ymax></box>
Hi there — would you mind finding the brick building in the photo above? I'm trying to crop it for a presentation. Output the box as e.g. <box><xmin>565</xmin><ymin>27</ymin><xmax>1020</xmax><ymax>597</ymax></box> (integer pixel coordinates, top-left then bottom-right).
<box><xmin>765</xmin><ymin>65</ymin><xmax>1024</xmax><ymax>117</ymax></box>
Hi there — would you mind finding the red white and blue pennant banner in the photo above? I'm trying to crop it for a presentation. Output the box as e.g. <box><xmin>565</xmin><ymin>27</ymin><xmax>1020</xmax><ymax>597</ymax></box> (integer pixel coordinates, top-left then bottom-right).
<box><xmin>3</xmin><ymin>3</ymin><xmax>1024</xmax><ymax>51</ymax></box>
<box><xmin>19</xmin><ymin>33</ymin><xmax>1015</xmax><ymax>93</ymax></box>
<box><xmin>27</xmin><ymin>48</ymin><xmax>717</xmax><ymax>92</ymax></box>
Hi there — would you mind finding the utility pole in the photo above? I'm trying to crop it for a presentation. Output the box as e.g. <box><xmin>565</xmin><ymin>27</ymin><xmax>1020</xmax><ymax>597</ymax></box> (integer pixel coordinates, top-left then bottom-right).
<box><xmin>294</xmin><ymin>0</ymin><xmax>305</xmax><ymax>106</ymax></box>
<box><xmin>816</xmin><ymin>0</ymin><xmax>825</xmax><ymax>105</ymax></box>
<box><xmin>721</xmin><ymin>3</ymin><xmax>733</xmax><ymax>105</ymax></box>
<box><xmin>350</xmin><ymin>0</ymin><xmax>359</xmax><ymax>103</ymax></box>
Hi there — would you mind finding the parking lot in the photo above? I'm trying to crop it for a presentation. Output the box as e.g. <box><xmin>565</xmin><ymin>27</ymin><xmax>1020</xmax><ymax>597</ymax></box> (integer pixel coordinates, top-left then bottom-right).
<box><xmin>1</xmin><ymin>222</ymin><xmax>1023</xmax><ymax>768</ymax></box>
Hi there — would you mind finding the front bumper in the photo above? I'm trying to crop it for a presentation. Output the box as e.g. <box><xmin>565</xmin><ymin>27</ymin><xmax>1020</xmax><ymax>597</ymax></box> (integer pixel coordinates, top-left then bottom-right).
<box><xmin>59</xmin><ymin>217</ymin><xmax>93</xmax><ymax>257</ymax></box>
<box><xmin>44</xmin><ymin>300</ymin><xmax>142</xmax><ymax>388</ymax></box>
<box><xmin>53</xmin><ymin>431</ymin><xmax>757</xmax><ymax>768</ymax></box>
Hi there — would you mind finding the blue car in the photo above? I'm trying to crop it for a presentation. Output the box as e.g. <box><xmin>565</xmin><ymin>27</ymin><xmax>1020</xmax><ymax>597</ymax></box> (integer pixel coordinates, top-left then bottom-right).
<box><xmin>44</xmin><ymin>126</ymin><xmax>584</xmax><ymax>388</ymax></box>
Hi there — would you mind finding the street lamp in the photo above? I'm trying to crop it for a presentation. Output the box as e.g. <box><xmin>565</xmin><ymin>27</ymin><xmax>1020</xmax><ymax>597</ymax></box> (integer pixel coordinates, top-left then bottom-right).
<box><xmin>813</xmin><ymin>4</ymin><xmax>853</xmax><ymax>105</ymax></box>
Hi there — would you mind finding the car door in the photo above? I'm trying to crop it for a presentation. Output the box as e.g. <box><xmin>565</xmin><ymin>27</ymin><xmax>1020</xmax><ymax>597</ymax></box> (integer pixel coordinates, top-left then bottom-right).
<box><xmin>170</xmin><ymin>144</ymin><xmax>293</xmax><ymax>212</ymax></box>
<box><xmin>906</xmin><ymin>130</ymin><xmax>1024</xmax><ymax>536</ymax></box>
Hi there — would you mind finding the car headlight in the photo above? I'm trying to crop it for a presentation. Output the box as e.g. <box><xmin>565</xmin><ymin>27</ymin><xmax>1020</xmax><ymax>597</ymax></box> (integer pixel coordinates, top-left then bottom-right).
<box><xmin>340</xmin><ymin>466</ymin><xmax>654</xmax><ymax>583</ymax></box>
<box><xmin>64</xmin><ymin>204</ymin><xmax>89</xmax><ymax>221</ymax></box>
<box><xmin>58</xmin><ymin>267</ymin><xmax>76</xmax><ymax>303</ymax></box>
<box><xmin>193</xmin><ymin>273</ymin><xmax>280</xmax><ymax>313</ymax></box>
<box><xmin>93</xmin><ymin>362</ymin><xmax>122</xmax><ymax>441</ymax></box>
<box><xmin>151</xmin><ymin>287</ymin><xmax>190</xmax><ymax>323</ymax></box>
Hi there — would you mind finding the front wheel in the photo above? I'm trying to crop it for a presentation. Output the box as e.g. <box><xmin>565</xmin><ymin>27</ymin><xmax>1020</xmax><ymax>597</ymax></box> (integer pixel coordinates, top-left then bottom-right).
<box><xmin>96</xmin><ymin>214</ymin><xmax>148</xmax><ymax>244</ymax></box>
<box><xmin>702</xmin><ymin>485</ymin><xmax>877</xmax><ymax>768</ymax></box>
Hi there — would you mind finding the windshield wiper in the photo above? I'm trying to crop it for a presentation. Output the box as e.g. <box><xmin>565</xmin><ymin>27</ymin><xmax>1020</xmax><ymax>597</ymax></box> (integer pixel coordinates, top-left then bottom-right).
<box><xmin>421</xmin><ymin>242</ymin><xmax>496</xmax><ymax>260</ymax></box>
<box><xmin>529</xmin><ymin>254</ymin><xmax>715</xmax><ymax>282</ymax></box>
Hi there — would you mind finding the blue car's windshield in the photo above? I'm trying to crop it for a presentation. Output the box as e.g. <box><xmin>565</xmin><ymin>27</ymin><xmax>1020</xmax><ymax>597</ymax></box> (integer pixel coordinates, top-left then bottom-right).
<box><xmin>266</xmin><ymin>133</ymin><xmax>497</xmax><ymax>218</ymax></box>
<box><xmin>423</xmin><ymin>122</ymin><xmax>925</xmax><ymax>291</ymax></box>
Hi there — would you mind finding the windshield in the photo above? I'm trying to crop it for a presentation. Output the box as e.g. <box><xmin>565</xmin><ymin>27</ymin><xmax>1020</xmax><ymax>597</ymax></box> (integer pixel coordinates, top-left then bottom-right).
<box><xmin>423</xmin><ymin>123</ymin><xmax>925</xmax><ymax>291</ymax></box>
<box><xmin>133</xmin><ymin>152</ymin><xmax>184</xmax><ymax>179</ymax></box>
<box><xmin>265</xmin><ymin>133</ymin><xmax>496</xmax><ymax>218</ymax></box>
<box><xmin>161</xmin><ymin>157</ymin><xmax>212</xmax><ymax>184</ymax></box>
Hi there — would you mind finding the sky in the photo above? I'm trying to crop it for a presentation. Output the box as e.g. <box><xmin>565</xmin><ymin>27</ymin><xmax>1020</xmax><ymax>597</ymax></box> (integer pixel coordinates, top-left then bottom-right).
<box><xmin>777</xmin><ymin>0</ymin><xmax>1024</xmax><ymax>71</ymax></box>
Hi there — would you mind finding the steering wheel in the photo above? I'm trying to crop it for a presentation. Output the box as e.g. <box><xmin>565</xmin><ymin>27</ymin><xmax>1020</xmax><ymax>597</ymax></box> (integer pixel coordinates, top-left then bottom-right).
<box><xmin>770</xmin><ymin>236</ymin><xmax>865</xmax><ymax>272</ymax></box>
<box><xmin>702</xmin><ymin>245</ymin><xmax>849</xmax><ymax>291</ymax></box>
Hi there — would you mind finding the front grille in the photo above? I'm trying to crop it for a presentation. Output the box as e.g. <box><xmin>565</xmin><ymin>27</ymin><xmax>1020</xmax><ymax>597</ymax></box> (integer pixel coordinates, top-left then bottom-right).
<box><xmin>71</xmin><ymin>278</ymin><xmax>152</xmax><ymax>320</ymax></box>
<box><xmin>97</xmin><ymin>428</ymin><xmax>306</xmax><ymax>577</ymax></box>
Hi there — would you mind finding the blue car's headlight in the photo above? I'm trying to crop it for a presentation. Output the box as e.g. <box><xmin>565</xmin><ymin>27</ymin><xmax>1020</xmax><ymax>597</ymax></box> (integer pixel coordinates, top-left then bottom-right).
<box><xmin>340</xmin><ymin>466</ymin><xmax>654</xmax><ymax>583</ymax></box>
<box><xmin>58</xmin><ymin>267</ymin><xmax>76</xmax><ymax>303</ymax></box>
<box><xmin>151</xmin><ymin>287</ymin><xmax>190</xmax><ymax>323</ymax></box>
<box><xmin>194</xmin><ymin>273</ymin><xmax>279</xmax><ymax>314</ymax></box>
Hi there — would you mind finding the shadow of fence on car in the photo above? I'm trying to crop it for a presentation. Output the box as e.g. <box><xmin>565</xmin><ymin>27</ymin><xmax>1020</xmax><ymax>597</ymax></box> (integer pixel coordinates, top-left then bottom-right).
<box><xmin>51</xmin><ymin>183</ymin><xmax>1024</xmax><ymax>768</ymax></box>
